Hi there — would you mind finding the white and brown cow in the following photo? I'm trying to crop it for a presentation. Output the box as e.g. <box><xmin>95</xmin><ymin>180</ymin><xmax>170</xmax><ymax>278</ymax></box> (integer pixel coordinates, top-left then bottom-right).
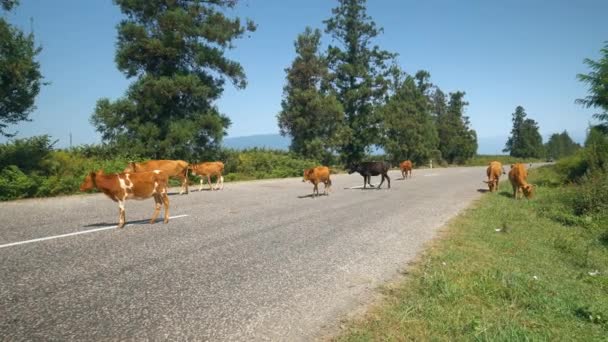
<box><xmin>80</xmin><ymin>170</ymin><xmax>170</xmax><ymax>228</ymax></box>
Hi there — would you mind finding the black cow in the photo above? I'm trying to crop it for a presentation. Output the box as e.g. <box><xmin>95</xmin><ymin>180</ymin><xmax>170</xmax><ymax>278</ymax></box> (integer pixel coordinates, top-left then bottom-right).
<box><xmin>347</xmin><ymin>161</ymin><xmax>391</xmax><ymax>189</ymax></box>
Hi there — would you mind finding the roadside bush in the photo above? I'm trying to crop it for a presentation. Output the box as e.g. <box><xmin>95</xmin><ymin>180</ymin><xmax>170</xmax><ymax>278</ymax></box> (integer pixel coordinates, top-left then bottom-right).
<box><xmin>0</xmin><ymin>135</ymin><xmax>55</xmax><ymax>173</ymax></box>
<box><xmin>465</xmin><ymin>155</ymin><xmax>543</xmax><ymax>167</ymax></box>
<box><xmin>0</xmin><ymin>165</ymin><xmax>38</xmax><ymax>200</ymax></box>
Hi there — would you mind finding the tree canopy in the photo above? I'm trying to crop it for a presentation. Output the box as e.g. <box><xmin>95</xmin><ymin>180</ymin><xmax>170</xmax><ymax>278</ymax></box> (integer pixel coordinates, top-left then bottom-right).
<box><xmin>324</xmin><ymin>0</ymin><xmax>397</xmax><ymax>165</ymax></box>
<box><xmin>577</xmin><ymin>41</ymin><xmax>608</xmax><ymax>131</ymax></box>
<box><xmin>504</xmin><ymin>106</ymin><xmax>544</xmax><ymax>158</ymax></box>
<box><xmin>91</xmin><ymin>0</ymin><xmax>255</xmax><ymax>159</ymax></box>
<box><xmin>437</xmin><ymin>91</ymin><xmax>477</xmax><ymax>164</ymax></box>
<box><xmin>379</xmin><ymin>71</ymin><xmax>439</xmax><ymax>165</ymax></box>
<box><xmin>0</xmin><ymin>0</ymin><xmax>43</xmax><ymax>137</ymax></box>
<box><xmin>277</xmin><ymin>27</ymin><xmax>343</xmax><ymax>164</ymax></box>
<box><xmin>545</xmin><ymin>131</ymin><xmax>580</xmax><ymax>159</ymax></box>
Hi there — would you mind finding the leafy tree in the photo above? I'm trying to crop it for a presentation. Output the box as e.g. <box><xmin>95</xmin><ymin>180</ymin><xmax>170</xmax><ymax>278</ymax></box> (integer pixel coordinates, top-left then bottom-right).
<box><xmin>577</xmin><ymin>42</ymin><xmax>608</xmax><ymax>132</ymax></box>
<box><xmin>91</xmin><ymin>0</ymin><xmax>255</xmax><ymax>160</ymax></box>
<box><xmin>504</xmin><ymin>106</ymin><xmax>544</xmax><ymax>158</ymax></box>
<box><xmin>0</xmin><ymin>0</ymin><xmax>43</xmax><ymax>137</ymax></box>
<box><xmin>544</xmin><ymin>130</ymin><xmax>580</xmax><ymax>159</ymax></box>
<box><xmin>379</xmin><ymin>71</ymin><xmax>438</xmax><ymax>165</ymax></box>
<box><xmin>324</xmin><ymin>0</ymin><xmax>397</xmax><ymax>165</ymax></box>
<box><xmin>437</xmin><ymin>91</ymin><xmax>477</xmax><ymax>164</ymax></box>
<box><xmin>277</xmin><ymin>27</ymin><xmax>343</xmax><ymax>165</ymax></box>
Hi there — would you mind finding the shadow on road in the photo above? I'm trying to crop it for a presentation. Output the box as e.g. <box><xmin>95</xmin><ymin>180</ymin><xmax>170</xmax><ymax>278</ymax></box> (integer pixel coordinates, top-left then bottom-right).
<box><xmin>297</xmin><ymin>193</ymin><xmax>329</xmax><ymax>199</ymax></box>
<box><xmin>476</xmin><ymin>189</ymin><xmax>489</xmax><ymax>193</ymax></box>
<box><xmin>84</xmin><ymin>218</ymin><xmax>166</xmax><ymax>228</ymax></box>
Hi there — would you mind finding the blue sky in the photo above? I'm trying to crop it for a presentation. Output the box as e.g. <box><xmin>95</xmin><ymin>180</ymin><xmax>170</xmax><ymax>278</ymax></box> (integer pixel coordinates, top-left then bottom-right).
<box><xmin>2</xmin><ymin>0</ymin><xmax>607</xmax><ymax>153</ymax></box>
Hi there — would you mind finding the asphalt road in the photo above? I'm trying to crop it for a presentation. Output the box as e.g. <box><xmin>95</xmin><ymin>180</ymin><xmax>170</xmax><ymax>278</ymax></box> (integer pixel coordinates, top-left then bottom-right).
<box><xmin>1</xmin><ymin>166</ymin><xmax>488</xmax><ymax>341</ymax></box>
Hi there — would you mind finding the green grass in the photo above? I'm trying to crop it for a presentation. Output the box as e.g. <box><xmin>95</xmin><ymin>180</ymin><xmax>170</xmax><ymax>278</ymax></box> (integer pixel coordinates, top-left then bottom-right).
<box><xmin>336</xmin><ymin>166</ymin><xmax>608</xmax><ymax>341</ymax></box>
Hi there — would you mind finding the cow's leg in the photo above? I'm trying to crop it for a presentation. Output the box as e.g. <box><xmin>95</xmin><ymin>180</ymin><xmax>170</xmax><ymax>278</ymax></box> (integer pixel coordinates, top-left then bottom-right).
<box><xmin>208</xmin><ymin>175</ymin><xmax>214</xmax><ymax>191</ymax></box>
<box><xmin>386</xmin><ymin>173</ymin><xmax>391</xmax><ymax>189</ymax></box>
<box><xmin>377</xmin><ymin>174</ymin><xmax>385</xmax><ymax>189</ymax></box>
<box><xmin>313</xmin><ymin>182</ymin><xmax>319</xmax><ymax>197</ymax></box>
<box><xmin>182</xmin><ymin>176</ymin><xmax>189</xmax><ymax>195</ymax></box>
<box><xmin>220</xmin><ymin>176</ymin><xmax>224</xmax><ymax>190</ymax></box>
<box><xmin>401</xmin><ymin>170</ymin><xmax>405</xmax><ymax>179</ymax></box>
<box><xmin>367</xmin><ymin>175</ymin><xmax>375</xmax><ymax>188</ymax></box>
<box><xmin>161</xmin><ymin>192</ymin><xmax>170</xmax><ymax>224</ymax></box>
<box><xmin>118</xmin><ymin>200</ymin><xmax>126</xmax><ymax>228</ymax></box>
<box><xmin>150</xmin><ymin>194</ymin><xmax>162</xmax><ymax>224</ymax></box>
<box><xmin>199</xmin><ymin>178</ymin><xmax>204</xmax><ymax>192</ymax></box>
<box><xmin>512</xmin><ymin>184</ymin><xmax>517</xmax><ymax>199</ymax></box>
<box><xmin>495</xmin><ymin>179</ymin><xmax>499</xmax><ymax>192</ymax></box>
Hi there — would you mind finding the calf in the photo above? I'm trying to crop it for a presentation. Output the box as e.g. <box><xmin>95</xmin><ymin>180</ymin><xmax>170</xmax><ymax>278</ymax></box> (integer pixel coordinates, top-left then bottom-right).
<box><xmin>508</xmin><ymin>163</ymin><xmax>535</xmax><ymax>199</ymax></box>
<box><xmin>124</xmin><ymin>160</ymin><xmax>189</xmax><ymax>195</ymax></box>
<box><xmin>348</xmin><ymin>161</ymin><xmax>391</xmax><ymax>189</ymax></box>
<box><xmin>189</xmin><ymin>161</ymin><xmax>225</xmax><ymax>191</ymax></box>
<box><xmin>399</xmin><ymin>160</ymin><xmax>413</xmax><ymax>179</ymax></box>
<box><xmin>80</xmin><ymin>170</ymin><xmax>170</xmax><ymax>228</ymax></box>
<box><xmin>484</xmin><ymin>161</ymin><xmax>505</xmax><ymax>192</ymax></box>
<box><xmin>303</xmin><ymin>166</ymin><xmax>332</xmax><ymax>197</ymax></box>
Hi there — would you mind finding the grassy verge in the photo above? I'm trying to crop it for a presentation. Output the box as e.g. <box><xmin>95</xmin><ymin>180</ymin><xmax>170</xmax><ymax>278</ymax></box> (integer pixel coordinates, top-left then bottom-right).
<box><xmin>336</xmin><ymin>166</ymin><xmax>608</xmax><ymax>341</ymax></box>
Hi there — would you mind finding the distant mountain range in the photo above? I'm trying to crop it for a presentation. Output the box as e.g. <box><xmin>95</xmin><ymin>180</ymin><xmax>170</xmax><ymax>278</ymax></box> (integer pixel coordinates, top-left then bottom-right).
<box><xmin>223</xmin><ymin>133</ymin><xmax>290</xmax><ymax>150</ymax></box>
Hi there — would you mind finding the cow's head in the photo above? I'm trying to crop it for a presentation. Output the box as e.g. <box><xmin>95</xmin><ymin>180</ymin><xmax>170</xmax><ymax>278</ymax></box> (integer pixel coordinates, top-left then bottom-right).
<box><xmin>80</xmin><ymin>171</ymin><xmax>97</xmax><ymax>192</ymax></box>
<box><xmin>346</xmin><ymin>164</ymin><xmax>359</xmax><ymax>174</ymax></box>
<box><xmin>302</xmin><ymin>168</ymin><xmax>312</xmax><ymax>182</ymax></box>
<box><xmin>483</xmin><ymin>179</ymin><xmax>497</xmax><ymax>192</ymax></box>
<box><xmin>522</xmin><ymin>184</ymin><xmax>535</xmax><ymax>199</ymax></box>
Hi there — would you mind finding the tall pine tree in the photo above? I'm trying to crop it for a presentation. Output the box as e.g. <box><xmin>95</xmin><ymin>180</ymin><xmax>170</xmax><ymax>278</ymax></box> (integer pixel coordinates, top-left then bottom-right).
<box><xmin>577</xmin><ymin>42</ymin><xmax>608</xmax><ymax>132</ymax></box>
<box><xmin>324</xmin><ymin>0</ymin><xmax>396</xmax><ymax>165</ymax></box>
<box><xmin>504</xmin><ymin>106</ymin><xmax>544</xmax><ymax>158</ymax></box>
<box><xmin>277</xmin><ymin>27</ymin><xmax>343</xmax><ymax>164</ymax></box>
<box><xmin>544</xmin><ymin>130</ymin><xmax>580</xmax><ymax>159</ymax></box>
<box><xmin>91</xmin><ymin>0</ymin><xmax>255</xmax><ymax>159</ymax></box>
<box><xmin>437</xmin><ymin>91</ymin><xmax>477</xmax><ymax>164</ymax></box>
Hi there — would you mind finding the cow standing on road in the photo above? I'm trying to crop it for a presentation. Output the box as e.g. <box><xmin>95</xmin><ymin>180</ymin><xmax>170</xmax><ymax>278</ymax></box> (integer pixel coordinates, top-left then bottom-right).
<box><xmin>399</xmin><ymin>160</ymin><xmax>413</xmax><ymax>179</ymax></box>
<box><xmin>79</xmin><ymin>170</ymin><xmax>170</xmax><ymax>228</ymax></box>
<box><xmin>124</xmin><ymin>160</ymin><xmax>189</xmax><ymax>195</ymax></box>
<box><xmin>303</xmin><ymin>166</ymin><xmax>332</xmax><ymax>197</ymax></box>
<box><xmin>348</xmin><ymin>161</ymin><xmax>391</xmax><ymax>189</ymax></box>
<box><xmin>189</xmin><ymin>161</ymin><xmax>225</xmax><ymax>191</ymax></box>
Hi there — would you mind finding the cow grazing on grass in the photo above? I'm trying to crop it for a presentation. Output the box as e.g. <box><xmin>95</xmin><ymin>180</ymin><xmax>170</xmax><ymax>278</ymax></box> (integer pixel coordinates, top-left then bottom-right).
<box><xmin>189</xmin><ymin>161</ymin><xmax>225</xmax><ymax>191</ymax></box>
<box><xmin>303</xmin><ymin>166</ymin><xmax>332</xmax><ymax>197</ymax></box>
<box><xmin>484</xmin><ymin>161</ymin><xmax>505</xmax><ymax>192</ymax></box>
<box><xmin>124</xmin><ymin>160</ymin><xmax>189</xmax><ymax>195</ymax></box>
<box><xmin>348</xmin><ymin>161</ymin><xmax>391</xmax><ymax>189</ymax></box>
<box><xmin>508</xmin><ymin>163</ymin><xmax>535</xmax><ymax>199</ymax></box>
<box><xmin>80</xmin><ymin>170</ymin><xmax>170</xmax><ymax>228</ymax></box>
<box><xmin>399</xmin><ymin>160</ymin><xmax>413</xmax><ymax>179</ymax></box>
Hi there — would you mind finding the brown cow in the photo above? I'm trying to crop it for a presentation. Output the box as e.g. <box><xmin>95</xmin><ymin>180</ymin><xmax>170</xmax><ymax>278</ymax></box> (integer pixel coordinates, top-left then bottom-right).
<box><xmin>508</xmin><ymin>163</ymin><xmax>535</xmax><ymax>199</ymax></box>
<box><xmin>189</xmin><ymin>161</ymin><xmax>225</xmax><ymax>191</ymax></box>
<box><xmin>399</xmin><ymin>160</ymin><xmax>413</xmax><ymax>179</ymax></box>
<box><xmin>124</xmin><ymin>160</ymin><xmax>189</xmax><ymax>195</ymax></box>
<box><xmin>484</xmin><ymin>161</ymin><xmax>505</xmax><ymax>192</ymax></box>
<box><xmin>80</xmin><ymin>170</ymin><xmax>170</xmax><ymax>228</ymax></box>
<box><xmin>303</xmin><ymin>166</ymin><xmax>332</xmax><ymax>197</ymax></box>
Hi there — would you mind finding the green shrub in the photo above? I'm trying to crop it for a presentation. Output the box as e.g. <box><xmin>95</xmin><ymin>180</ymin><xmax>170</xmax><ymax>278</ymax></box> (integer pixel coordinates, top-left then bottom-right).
<box><xmin>0</xmin><ymin>135</ymin><xmax>55</xmax><ymax>174</ymax></box>
<box><xmin>0</xmin><ymin>165</ymin><xmax>38</xmax><ymax>200</ymax></box>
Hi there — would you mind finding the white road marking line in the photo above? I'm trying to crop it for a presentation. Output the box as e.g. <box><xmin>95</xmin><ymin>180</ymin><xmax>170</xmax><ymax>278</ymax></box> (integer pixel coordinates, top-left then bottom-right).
<box><xmin>0</xmin><ymin>214</ymin><xmax>189</xmax><ymax>249</ymax></box>
<box><xmin>424</xmin><ymin>173</ymin><xmax>439</xmax><ymax>177</ymax></box>
<box><xmin>347</xmin><ymin>185</ymin><xmax>376</xmax><ymax>189</ymax></box>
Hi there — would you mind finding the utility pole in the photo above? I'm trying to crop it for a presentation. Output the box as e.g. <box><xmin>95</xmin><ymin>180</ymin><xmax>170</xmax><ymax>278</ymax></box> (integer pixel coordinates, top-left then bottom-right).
<box><xmin>69</xmin><ymin>132</ymin><xmax>72</xmax><ymax>148</ymax></box>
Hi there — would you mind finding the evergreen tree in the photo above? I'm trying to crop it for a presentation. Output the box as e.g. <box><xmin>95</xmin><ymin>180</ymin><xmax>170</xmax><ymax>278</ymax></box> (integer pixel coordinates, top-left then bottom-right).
<box><xmin>91</xmin><ymin>0</ymin><xmax>255</xmax><ymax>159</ymax></box>
<box><xmin>577</xmin><ymin>42</ymin><xmax>608</xmax><ymax>132</ymax></box>
<box><xmin>0</xmin><ymin>0</ymin><xmax>43</xmax><ymax>137</ymax></box>
<box><xmin>277</xmin><ymin>27</ymin><xmax>343</xmax><ymax>164</ymax></box>
<box><xmin>324</xmin><ymin>0</ymin><xmax>397</xmax><ymax>165</ymax></box>
<box><xmin>437</xmin><ymin>91</ymin><xmax>477</xmax><ymax>164</ymax></box>
<box><xmin>545</xmin><ymin>130</ymin><xmax>580</xmax><ymax>159</ymax></box>
<box><xmin>380</xmin><ymin>71</ymin><xmax>438</xmax><ymax>165</ymax></box>
<box><xmin>504</xmin><ymin>106</ymin><xmax>544</xmax><ymax>158</ymax></box>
